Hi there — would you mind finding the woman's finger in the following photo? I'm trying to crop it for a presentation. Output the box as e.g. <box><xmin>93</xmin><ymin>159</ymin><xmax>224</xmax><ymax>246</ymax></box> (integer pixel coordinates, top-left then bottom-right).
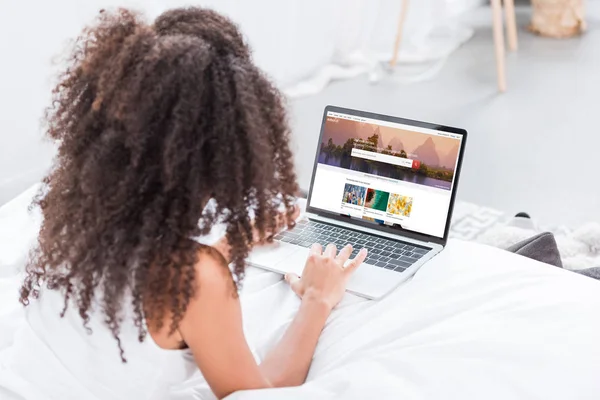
<box><xmin>323</xmin><ymin>243</ymin><xmax>337</xmax><ymax>258</ymax></box>
<box><xmin>284</xmin><ymin>273</ymin><xmax>302</xmax><ymax>296</ymax></box>
<box><xmin>310</xmin><ymin>243</ymin><xmax>323</xmax><ymax>255</ymax></box>
<box><xmin>336</xmin><ymin>244</ymin><xmax>353</xmax><ymax>264</ymax></box>
<box><xmin>344</xmin><ymin>248</ymin><xmax>368</xmax><ymax>275</ymax></box>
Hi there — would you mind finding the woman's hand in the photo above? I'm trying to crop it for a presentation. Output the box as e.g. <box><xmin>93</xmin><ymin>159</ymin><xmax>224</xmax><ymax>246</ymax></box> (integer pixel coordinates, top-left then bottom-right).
<box><xmin>285</xmin><ymin>243</ymin><xmax>367</xmax><ymax>311</ymax></box>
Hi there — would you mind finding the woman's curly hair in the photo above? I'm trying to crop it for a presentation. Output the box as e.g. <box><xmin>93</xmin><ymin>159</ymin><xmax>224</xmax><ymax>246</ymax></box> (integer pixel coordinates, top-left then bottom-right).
<box><xmin>19</xmin><ymin>7</ymin><xmax>298</xmax><ymax>361</ymax></box>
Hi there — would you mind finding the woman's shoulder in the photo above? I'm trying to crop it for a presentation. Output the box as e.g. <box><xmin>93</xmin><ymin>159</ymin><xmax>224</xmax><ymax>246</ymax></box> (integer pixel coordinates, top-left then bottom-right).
<box><xmin>193</xmin><ymin>245</ymin><xmax>236</xmax><ymax>295</ymax></box>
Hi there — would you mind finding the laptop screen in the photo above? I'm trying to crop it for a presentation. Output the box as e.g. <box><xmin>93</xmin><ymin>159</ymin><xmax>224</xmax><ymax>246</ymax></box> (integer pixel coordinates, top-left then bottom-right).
<box><xmin>308</xmin><ymin>109</ymin><xmax>464</xmax><ymax>239</ymax></box>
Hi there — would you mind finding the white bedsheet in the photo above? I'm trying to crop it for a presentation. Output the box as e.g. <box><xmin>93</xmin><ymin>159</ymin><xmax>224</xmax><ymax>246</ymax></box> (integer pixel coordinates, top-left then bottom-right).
<box><xmin>1</xmin><ymin>186</ymin><xmax>600</xmax><ymax>399</ymax></box>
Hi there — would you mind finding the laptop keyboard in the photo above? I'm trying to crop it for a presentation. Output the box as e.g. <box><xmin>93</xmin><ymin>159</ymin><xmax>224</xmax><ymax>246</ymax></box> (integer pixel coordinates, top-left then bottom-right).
<box><xmin>274</xmin><ymin>220</ymin><xmax>430</xmax><ymax>273</ymax></box>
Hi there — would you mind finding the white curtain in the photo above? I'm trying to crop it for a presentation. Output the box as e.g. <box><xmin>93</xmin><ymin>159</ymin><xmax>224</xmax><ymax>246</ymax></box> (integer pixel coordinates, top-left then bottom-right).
<box><xmin>170</xmin><ymin>0</ymin><xmax>477</xmax><ymax>97</ymax></box>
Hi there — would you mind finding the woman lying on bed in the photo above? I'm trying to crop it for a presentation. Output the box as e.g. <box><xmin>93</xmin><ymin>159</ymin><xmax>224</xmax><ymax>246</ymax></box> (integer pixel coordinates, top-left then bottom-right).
<box><xmin>0</xmin><ymin>7</ymin><xmax>367</xmax><ymax>400</ymax></box>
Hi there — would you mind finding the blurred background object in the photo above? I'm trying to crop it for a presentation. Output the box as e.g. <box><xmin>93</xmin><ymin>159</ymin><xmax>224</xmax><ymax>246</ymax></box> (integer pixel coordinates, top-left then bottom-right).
<box><xmin>530</xmin><ymin>0</ymin><xmax>586</xmax><ymax>38</ymax></box>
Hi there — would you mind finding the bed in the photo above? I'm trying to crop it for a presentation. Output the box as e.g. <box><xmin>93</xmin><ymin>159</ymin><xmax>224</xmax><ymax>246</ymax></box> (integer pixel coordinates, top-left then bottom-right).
<box><xmin>1</xmin><ymin>186</ymin><xmax>600</xmax><ymax>399</ymax></box>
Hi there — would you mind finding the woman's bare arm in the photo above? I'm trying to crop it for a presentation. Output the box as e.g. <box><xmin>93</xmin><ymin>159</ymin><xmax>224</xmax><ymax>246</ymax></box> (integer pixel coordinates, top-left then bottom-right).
<box><xmin>178</xmin><ymin>243</ymin><xmax>365</xmax><ymax>398</ymax></box>
<box><xmin>258</xmin><ymin>243</ymin><xmax>367</xmax><ymax>385</ymax></box>
<box><xmin>258</xmin><ymin>294</ymin><xmax>330</xmax><ymax>386</ymax></box>
<box><xmin>178</xmin><ymin>252</ymin><xmax>270</xmax><ymax>398</ymax></box>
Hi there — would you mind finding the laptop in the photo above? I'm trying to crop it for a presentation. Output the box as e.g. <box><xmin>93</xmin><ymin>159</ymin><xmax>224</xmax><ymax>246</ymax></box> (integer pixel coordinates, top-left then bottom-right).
<box><xmin>248</xmin><ymin>105</ymin><xmax>467</xmax><ymax>299</ymax></box>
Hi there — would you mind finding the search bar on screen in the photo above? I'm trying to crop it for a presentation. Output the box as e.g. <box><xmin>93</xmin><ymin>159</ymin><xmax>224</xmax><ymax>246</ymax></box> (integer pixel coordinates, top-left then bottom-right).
<box><xmin>350</xmin><ymin>148</ymin><xmax>420</xmax><ymax>169</ymax></box>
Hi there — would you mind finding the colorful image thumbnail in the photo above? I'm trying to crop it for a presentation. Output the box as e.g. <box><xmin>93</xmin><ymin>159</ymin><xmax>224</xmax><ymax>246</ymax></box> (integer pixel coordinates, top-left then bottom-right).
<box><xmin>365</xmin><ymin>188</ymin><xmax>390</xmax><ymax>212</ymax></box>
<box><xmin>342</xmin><ymin>183</ymin><xmax>367</xmax><ymax>206</ymax></box>
<box><xmin>387</xmin><ymin>193</ymin><xmax>413</xmax><ymax>217</ymax></box>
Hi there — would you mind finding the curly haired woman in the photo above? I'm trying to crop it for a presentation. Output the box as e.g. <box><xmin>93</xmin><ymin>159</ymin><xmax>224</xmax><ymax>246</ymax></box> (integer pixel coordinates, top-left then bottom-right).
<box><xmin>0</xmin><ymin>7</ymin><xmax>366</xmax><ymax>400</ymax></box>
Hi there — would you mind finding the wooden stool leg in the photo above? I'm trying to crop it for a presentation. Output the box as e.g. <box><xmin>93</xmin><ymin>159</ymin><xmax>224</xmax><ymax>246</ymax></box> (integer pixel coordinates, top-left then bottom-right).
<box><xmin>504</xmin><ymin>0</ymin><xmax>518</xmax><ymax>51</ymax></box>
<box><xmin>389</xmin><ymin>0</ymin><xmax>410</xmax><ymax>68</ymax></box>
<box><xmin>491</xmin><ymin>0</ymin><xmax>507</xmax><ymax>92</ymax></box>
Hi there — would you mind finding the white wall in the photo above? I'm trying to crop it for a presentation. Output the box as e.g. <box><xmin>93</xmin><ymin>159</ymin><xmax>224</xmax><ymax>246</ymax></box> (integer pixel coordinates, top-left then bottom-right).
<box><xmin>0</xmin><ymin>0</ymin><xmax>154</xmax><ymax>205</ymax></box>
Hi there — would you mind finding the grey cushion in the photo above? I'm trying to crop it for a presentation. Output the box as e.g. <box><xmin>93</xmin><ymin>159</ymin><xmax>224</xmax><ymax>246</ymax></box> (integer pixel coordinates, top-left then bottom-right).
<box><xmin>576</xmin><ymin>267</ymin><xmax>600</xmax><ymax>280</ymax></box>
<box><xmin>506</xmin><ymin>232</ymin><xmax>600</xmax><ymax>280</ymax></box>
<box><xmin>506</xmin><ymin>232</ymin><xmax>563</xmax><ymax>268</ymax></box>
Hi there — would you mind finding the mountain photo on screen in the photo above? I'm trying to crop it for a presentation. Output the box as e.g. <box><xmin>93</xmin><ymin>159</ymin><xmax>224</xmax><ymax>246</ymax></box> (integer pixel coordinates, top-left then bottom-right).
<box><xmin>319</xmin><ymin>117</ymin><xmax>460</xmax><ymax>191</ymax></box>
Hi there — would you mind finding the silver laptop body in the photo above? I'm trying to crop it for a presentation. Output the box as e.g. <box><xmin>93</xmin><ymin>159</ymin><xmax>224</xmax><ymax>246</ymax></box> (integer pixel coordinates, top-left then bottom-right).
<box><xmin>248</xmin><ymin>106</ymin><xmax>467</xmax><ymax>299</ymax></box>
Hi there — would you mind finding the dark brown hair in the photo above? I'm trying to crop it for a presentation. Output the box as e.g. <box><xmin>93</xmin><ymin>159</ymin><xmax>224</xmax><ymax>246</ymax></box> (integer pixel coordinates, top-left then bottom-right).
<box><xmin>19</xmin><ymin>7</ymin><xmax>298</xmax><ymax>360</ymax></box>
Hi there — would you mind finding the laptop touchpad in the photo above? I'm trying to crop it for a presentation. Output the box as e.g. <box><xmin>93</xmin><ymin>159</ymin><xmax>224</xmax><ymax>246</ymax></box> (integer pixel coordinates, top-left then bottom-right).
<box><xmin>273</xmin><ymin>248</ymin><xmax>309</xmax><ymax>276</ymax></box>
<box><xmin>247</xmin><ymin>241</ymin><xmax>299</xmax><ymax>269</ymax></box>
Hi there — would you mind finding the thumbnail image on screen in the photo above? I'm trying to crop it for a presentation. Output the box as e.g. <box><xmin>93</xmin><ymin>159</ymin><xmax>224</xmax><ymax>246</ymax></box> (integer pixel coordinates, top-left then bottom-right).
<box><xmin>342</xmin><ymin>183</ymin><xmax>367</xmax><ymax>206</ymax></box>
<box><xmin>365</xmin><ymin>188</ymin><xmax>390</xmax><ymax>212</ymax></box>
<box><xmin>387</xmin><ymin>193</ymin><xmax>413</xmax><ymax>217</ymax></box>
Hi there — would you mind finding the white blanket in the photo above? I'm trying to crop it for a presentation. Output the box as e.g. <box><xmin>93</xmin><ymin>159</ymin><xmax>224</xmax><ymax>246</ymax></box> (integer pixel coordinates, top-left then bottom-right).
<box><xmin>2</xmin><ymin>186</ymin><xmax>600</xmax><ymax>399</ymax></box>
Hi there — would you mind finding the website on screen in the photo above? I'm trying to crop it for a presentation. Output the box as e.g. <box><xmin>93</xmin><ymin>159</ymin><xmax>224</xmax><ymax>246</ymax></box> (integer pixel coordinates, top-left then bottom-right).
<box><xmin>309</xmin><ymin>111</ymin><xmax>463</xmax><ymax>238</ymax></box>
